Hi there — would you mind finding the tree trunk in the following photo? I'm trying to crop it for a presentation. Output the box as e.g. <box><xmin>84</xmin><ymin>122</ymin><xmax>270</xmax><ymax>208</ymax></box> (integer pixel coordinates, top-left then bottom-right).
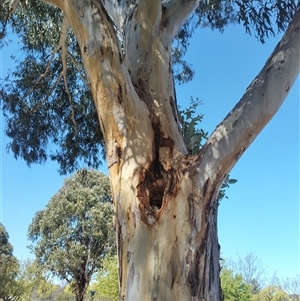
<box><xmin>74</xmin><ymin>275</ymin><xmax>88</xmax><ymax>301</ymax></box>
<box><xmin>40</xmin><ymin>0</ymin><xmax>300</xmax><ymax>300</ymax></box>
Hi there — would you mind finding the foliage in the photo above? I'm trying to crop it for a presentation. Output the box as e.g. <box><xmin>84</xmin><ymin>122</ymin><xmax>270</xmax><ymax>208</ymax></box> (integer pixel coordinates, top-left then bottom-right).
<box><xmin>220</xmin><ymin>255</ymin><xmax>300</xmax><ymax>301</ymax></box>
<box><xmin>179</xmin><ymin>98</ymin><xmax>237</xmax><ymax>202</ymax></box>
<box><xmin>251</xmin><ymin>285</ymin><xmax>289</xmax><ymax>301</ymax></box>
<box><xmin>178</xmin><ymin>97</ymin><xmax>208</xmax><ymax>154</ymax></box>
<box><xmin>28</xmin><ymin>169</ymin><xmax>116</xmax><ymax>301</ymax></box>
<box><xmin>172</xmin><ymin>0</ymin><xmax>297</xmax><ymax>83</ymax></box>
<box><xmin>55</xmin><ymin>283</ymin><xmax>75</xmax><ymax>301</ymax></box>
<box><xmin>90</xmin><ymin>255</ymin><xmax>119</xmax><ymax>301</ymax></box>
<box><xmin>221</xmin><ymin>268</ymin><xmax>252</xmax><ymax>301</ymax></box>
<box><xmin>0</xmin><ymin>222</ymin><xmax>24</xmax><ymax>301</ymax></box>
<box><xmin>0</xmin><ymin>0</ymin><xmax>297</xmax><ymax>174</ymax></box>
<box><xmin>193</xmin><ymin>0</ymin><xmax>296</xmax><ymax>42</ymax></box>
<box><xmin>223</xmin><ymin>254</ymin><xmax>300</xmax><ymax>300</ymax></box>
<box><xmin>218</xmin><ymin>176</ymin><xmax>238</xmax><ymax>203</ymax></box>
<box><xmin>0</xmin><ymin>0</ymin><xmax>104</xmax><ymax>175</ymax></box>
<box><xmin>0</xmin><ymin>235</ymin><xmax>57</xmax><ymax>301</ymax></box>
<box><xmin>17</xmin><ymin>259</ymin><xmax>59</xmax><ymax>301</ymax></box>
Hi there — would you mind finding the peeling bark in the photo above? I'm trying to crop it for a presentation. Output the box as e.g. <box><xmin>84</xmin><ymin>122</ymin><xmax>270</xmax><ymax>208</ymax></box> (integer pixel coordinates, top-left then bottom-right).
<box><xmin>38</xmin><ymin>0</ymin><xmax>299</xmax><ymax>300</ymax></box>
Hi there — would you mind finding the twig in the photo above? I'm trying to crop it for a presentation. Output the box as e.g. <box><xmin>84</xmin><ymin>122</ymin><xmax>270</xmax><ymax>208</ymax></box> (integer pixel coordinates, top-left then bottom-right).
<box><xmin>30</xmin><ymin>72</ymin><xmax>63</xmax><ymax>114</ymax></box>
<box><xmin>67</xmin><ymin>50</ymin><xmax>88</xmax><ymax>84</ymax></box>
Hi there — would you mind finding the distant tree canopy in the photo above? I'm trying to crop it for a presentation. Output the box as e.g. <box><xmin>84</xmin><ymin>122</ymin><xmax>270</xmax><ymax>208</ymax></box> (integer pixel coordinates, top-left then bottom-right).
<box><xmin>17</xmin><ymin>259</ymin><xmax>60</xmax><ymax>301</ymax></box>
<box><xmin>221</xmin><ymin>268</ymin><xmax>252</xmax><ymax>301</ymax></box>
<box><xmin>252</xmin><ymin>285</ymin><xmax>289</xmax><ymax>301</ymax></box>
<box><xmin>0</xmin><ymin>0</ymin><xmax>297</xmax><ymax>174</ymax></box>
<box><xmin>0</xmin><ymin>223</ymin><xmax>15</xmax><ymax>261</ymax></box>
<box><xmin>90</xmin><ymin>255</ymin><xmax>119</xmax><ymax>301</ymax></box>
<box><xmin>221</xmin><ymin>255</ymin><xmax>299</xmax><ymax>301</ymax></box>
<box><xmin>0</xmin><ymin>223</ymin><xmax>23</xmax><ymax>301</ymax></box>
<box><xmin>28</xmin><ymin>169</ymin><xmax>116</xmax><ymax>301</ymax></box>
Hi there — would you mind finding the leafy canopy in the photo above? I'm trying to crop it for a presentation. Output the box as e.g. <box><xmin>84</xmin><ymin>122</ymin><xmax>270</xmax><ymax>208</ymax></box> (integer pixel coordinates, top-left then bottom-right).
<box><xmin>0</xmin><ymin>223</ymin><xmax>24</xmax><ymax>301</ymax></box>
<box><xmin>251</xmin><ymin>285</ymin><xmax>289</xmax><ymax>301</ymax></box>
<box><xmin>17</xmin><ymin>259</ymin><xmax>60</xmax><ymax>301</ymax></box>
<box><xmin>221</xmin><ymin>268</ymin><xmax>252</xmax><ymax>301</ymax></box>
<box><xmin>0</xmin><ymin>0</ymin><xmax>297</xmax><ymax>174</ymax></box>
<box><xmin>28</xmin><ymin>169</ymin><xmax>116</xmax><ymax>300</ymax></box>
<box><xmin>90</xmin><ymin>255</ymin><xmax>119</xmax><ymax>301</ymax></box>
<box><xmin>179</xmin><ymin>99</ymin><xmax>237</xmax><ymax>201</ymax></box>
<box><xmin>0</xmin><ymin>222</ymin><xmax>14</xmax><ymax>257</ymax></box>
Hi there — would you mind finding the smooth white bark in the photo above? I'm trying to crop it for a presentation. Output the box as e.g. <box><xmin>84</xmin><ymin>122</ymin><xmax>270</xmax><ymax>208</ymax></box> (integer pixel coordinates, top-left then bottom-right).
<box><xmin>164</xmin><ymin>0</ymin><xmax>200</xmax><ymax>39</ymax></box>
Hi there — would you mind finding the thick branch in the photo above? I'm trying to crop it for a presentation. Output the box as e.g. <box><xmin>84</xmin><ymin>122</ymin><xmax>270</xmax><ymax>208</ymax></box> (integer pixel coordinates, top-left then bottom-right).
<box><xmin>200</xmin><ymin>6</ymin><xmax>300</xmax><ymax>186</ymax></box>
<box><xmin>59</xmin><ymin>0</ymin><xmax>156</xmax><ymax>170</ymax></box>
<box><xmin>164</xmin><ymin>0</ymin><xmax>199</xmax><ymax>39</ymax></box>
<box><xmin>98</xmin><ymin>0</ymin><xmax>127</xmax><ymax>33</ymax></box>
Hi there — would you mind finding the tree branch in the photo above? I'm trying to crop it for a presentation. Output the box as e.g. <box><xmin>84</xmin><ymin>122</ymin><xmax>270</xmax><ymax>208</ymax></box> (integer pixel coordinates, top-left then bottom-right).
<box><xmin>164</xmin><ymin>0</ymin><xmax>199</xmax><ymax>39</ymax></box>
<box><xmin>67</xmin><ymin>50</ymin><xmax>88</xmax><ymax>84</ymax></box>
<box><xmin>29</xmin><ymin>72</ymin><xmax>63</xmax><ymax>114</ymax></box>
<box><xmin>59</xmin><ymin>0</ymin><xmax>149</xmax><ymax>152</ymax></box>
<box><xmin>98</xmin><ymin>0</ymin><xmax>127</xmax><ymax>33</ymax></box>
<box><xmin>7</xmin><ymin>0</ymin><xmax>20</xmax><ymax>18</ymax></box>
<box><xmin>57</xmin><ymin>16</ymin><xmax>78</xmax><ymax>134</ymax></box>
<box><xmin>200</xmin><ymin>6</ymin><xmax>300</xmax><ymax>186</ymax></box>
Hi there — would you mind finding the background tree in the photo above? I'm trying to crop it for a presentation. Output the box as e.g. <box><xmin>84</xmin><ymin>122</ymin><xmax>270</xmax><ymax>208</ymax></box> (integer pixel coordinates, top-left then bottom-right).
<box><xmin>55</xmin><ymin>283</ymin><xmax>75</xmax><ymax>301</ymax></box>
<box><xmin>220</xmin><ymin>259</ymin><xmax>290</xmax><ymax>301</ymax></box>
<box><xmin>251</xmin><ymin>285</ymin><xmax>289</xmax><ymax>301</ymax></box>
<box><xmin>220</xmin><ymin>268</ymin><xmax>252</xmax><ymax>301</ymax></box>
<box><xmin>0</xmin><ymin>223</ymin><xmax>24</xmax><ymax>301</ymax></box>
<box><xmin>220</xmin><ymin>256</ymin><xmax>298</xmax><ymax>301</ymax></box>
<box><xmin>90</xmin><ymin>255</ymin><xmax>119</xmax><ymax>301</ymax></box>
<box><xmin>228</xmin><ymin>253</ymin><xmax>266</xmax><ymax>294</ymax></box>
<box><xmin>17</xmin><ymin>259</ymin><xmax>58</xmax><ymax>301</ymax></box>
<box><xmin>282</xmin><ymin>276</ymin><xmax>300</xmax><ymax>301</ymax></box>
<box><xmin>1</xmin><ymin>0</ymin><xmax>299</xmax><ymax>300</ymax></box>
<box><xmin>28</xmin><ymin>170</ymin><xmax>115</xmax><ymax>301</ymax></box>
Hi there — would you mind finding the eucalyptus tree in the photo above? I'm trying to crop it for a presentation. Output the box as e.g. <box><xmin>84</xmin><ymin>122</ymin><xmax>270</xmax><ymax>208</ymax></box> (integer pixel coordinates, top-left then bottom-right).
<box><xmin>28</xmin><ymin>170</ymin><xmax>115</xmax><ymax>301</ymax></box>
<box><xmin>1</xmin><ymin>0</ymin><xmax>299</xmax><ymax>300</ymax></box>
<box><xmin>0</xmin><ymin>223</ymin><xmax>24</xmax><ymax>301</ymax></box>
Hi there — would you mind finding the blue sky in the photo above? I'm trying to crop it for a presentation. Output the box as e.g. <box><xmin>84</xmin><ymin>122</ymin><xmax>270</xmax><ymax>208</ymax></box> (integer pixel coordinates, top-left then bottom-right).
<box><xmin>1</xmin><ymin>17</ymin><xmax>299</xmax><ymax>280</ymax></box>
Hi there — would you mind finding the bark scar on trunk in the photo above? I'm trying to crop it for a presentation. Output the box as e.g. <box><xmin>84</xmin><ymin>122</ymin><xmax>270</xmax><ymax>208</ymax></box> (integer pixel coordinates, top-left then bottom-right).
<box><xmin>137</xmin><ymin>157</ymin><xmax>178</xmax><ymax>225</ymax></box>
<box><xmin>137</xmin><ymin>121</ymin><xmax>179</xmax><ymax>225</ymax></box>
